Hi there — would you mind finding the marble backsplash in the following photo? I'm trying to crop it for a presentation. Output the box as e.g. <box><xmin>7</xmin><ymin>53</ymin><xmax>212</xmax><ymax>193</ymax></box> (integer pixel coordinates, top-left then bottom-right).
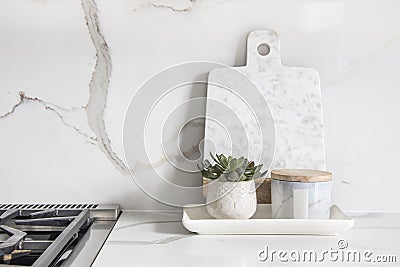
<box><xmin>0</xmin><ymin>0</ymin><xmax>399</xmax><ymax>210</ymax></box>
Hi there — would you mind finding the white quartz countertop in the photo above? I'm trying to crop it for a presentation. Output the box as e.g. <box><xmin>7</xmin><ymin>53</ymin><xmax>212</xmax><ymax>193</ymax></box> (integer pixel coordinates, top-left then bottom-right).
<box><xmin>92</xmin><ymin>210</ymin><xmax>400</xmax><ymax>266</ymax></box>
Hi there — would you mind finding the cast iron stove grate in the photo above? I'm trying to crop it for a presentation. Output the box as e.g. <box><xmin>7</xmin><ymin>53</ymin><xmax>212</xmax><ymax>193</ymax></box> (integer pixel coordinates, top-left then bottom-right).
<box><xmin>0</xmin><ymin>204</ymin><xmax>119</xmax><ymax>267</ymax></box>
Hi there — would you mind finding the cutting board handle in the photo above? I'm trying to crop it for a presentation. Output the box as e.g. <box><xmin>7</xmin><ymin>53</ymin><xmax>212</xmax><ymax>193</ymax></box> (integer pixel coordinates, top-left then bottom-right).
<box><xmin>246</xmin><ymin>30</ymin><xmax>282</xmax><ymax>67</ymax></box>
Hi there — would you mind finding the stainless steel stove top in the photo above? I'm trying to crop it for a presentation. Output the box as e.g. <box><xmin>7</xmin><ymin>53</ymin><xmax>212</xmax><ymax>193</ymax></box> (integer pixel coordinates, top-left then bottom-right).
<box><xmin>0</xmin><ymin>204</ymin><xmax>120</xmax><ymax>267</ymax></box>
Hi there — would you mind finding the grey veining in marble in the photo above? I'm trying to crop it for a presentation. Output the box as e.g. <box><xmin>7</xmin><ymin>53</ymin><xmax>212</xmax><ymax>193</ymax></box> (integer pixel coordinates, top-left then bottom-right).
<box><xmin>108</xmin><ymin>235</ymin><xmax>193</xmax><ymax>246</ymax></box>
<box><xmin>98</xmin><ymin>211</ymin><xmax>193</xmax><ymax>247</ymax></box>
<box><xmin>0</xmin><ymin>0</ymin><xmax>128</xmax><ymax>174</ymax></box>
<box><xmin>113</xmin><ymin>220</ymin><xmax>181</xmax><ymax>231</ymax></box>
<box><xmin>81</xmin><ymin>0</ymin><xmax>128</xmax><ymax>173</ymax></box>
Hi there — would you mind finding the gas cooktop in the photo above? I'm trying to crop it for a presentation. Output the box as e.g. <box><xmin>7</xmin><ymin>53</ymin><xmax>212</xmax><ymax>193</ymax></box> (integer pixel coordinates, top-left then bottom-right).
<box><xmin>0</xmin><ymin>204</ymin><xmax>120</xmax><ymax>267</ymax></box>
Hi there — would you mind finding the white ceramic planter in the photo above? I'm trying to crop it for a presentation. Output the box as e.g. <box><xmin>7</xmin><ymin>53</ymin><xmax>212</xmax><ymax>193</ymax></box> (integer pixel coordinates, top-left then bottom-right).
<box><xmin>206</xmin><ymin>180</ymin><xmax>257</xmax><ymax>219</ymax></box>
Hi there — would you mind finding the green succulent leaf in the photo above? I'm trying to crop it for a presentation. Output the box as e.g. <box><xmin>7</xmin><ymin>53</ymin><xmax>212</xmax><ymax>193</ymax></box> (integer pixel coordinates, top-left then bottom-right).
<box><xmin>200</xmin><ymin>154</ymin><xmax>268</xmax><ymax>182</ymax></box>
<box><xmin>203</xmin><ymin>159</ymin><xmax>211</xmax><ymax>168</ymax></box>
<box><xmin>254</xmin><ymin>165</ymin><xmax>262</xmax><ymax>174</ymax></box>
<box><xmin>260</xmin><ymin>170</ymin><xmax>268</xmax><ymax>178</ymax></box>
<box><xmin>210</xmin><ymin>153</ymin><xmax>223</xmax><ymax>169</ymax></box>
<box><xmin>227</xmin><ymin>171</ymin><xmax>239</xmax><ymax>181</ymax></box>
<box><xmin>252</xmin><ymin>172</ymin><xmax>261</xmax><ymax>179</ymax></box>
<box><xmin>247</xmin><ymin>161</ymin><xmax>255</xmax><ymax>168</ymax></box>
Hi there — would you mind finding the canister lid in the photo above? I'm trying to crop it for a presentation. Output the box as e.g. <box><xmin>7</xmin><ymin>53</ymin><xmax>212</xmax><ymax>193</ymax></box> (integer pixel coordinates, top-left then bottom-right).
<box><xmin>271</xmin><ymin>169</ymin><xmax>332</xmax><ymax>183</ymax></box>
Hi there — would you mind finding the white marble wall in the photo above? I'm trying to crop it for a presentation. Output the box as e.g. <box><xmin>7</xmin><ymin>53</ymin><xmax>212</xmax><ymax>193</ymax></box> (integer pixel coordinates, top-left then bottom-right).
<box><xmin>0</xmin><ymin>0</ymin><xmax>399</xmax><ymax>211</ymax></box>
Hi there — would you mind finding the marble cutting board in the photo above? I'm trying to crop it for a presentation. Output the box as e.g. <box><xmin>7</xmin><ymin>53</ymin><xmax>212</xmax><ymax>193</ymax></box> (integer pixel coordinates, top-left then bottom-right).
<box><xmin>204</xmin><ymin>29</ymin><xmax>326</xmax><ymax>171</ymax></box>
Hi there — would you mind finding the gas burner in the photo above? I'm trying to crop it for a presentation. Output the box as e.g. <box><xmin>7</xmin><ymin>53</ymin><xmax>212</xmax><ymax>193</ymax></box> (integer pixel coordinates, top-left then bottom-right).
<box><xmin>0</xmin><ymin>225</ymin><xmax>30</xmax><ymax>263</ymax></box>
<box><xmin>0</xmin><ymin>204</ymin><xmax>119</xmax><ymax>266</ymax></box>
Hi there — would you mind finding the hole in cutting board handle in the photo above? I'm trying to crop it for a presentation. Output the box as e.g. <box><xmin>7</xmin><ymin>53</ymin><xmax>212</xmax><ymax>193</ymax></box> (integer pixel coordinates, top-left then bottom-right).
<box><xmin>257</xmin><ymin>43</ymin><xmax>270</xmax><ymax>56</ymax></box>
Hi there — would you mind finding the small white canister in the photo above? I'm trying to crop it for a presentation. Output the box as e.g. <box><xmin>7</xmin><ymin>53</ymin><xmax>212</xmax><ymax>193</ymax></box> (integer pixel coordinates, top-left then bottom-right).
<box><xmin>271</xmin><ymin>169</ymin><xmax>332</xmax><ymax>219</ymax></box>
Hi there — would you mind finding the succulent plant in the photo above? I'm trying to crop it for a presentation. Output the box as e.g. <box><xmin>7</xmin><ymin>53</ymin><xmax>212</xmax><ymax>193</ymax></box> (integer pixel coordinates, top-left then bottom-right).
<box><xmin>200</xmin><ymin>153</ymin><xmax>268</xmax><ymax>182</ymax></box>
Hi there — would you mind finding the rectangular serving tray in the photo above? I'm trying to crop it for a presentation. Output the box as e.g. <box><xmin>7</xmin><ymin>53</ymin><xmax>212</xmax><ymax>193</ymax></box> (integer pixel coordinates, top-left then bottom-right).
<box><xmin>182</xmin><ymin>204</ymin><xmax>354</xmax><ymax>235</ymax></box>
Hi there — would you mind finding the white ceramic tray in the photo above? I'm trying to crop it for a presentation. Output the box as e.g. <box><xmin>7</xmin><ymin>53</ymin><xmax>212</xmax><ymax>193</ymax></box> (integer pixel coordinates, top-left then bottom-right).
<box><xmin>182</xmin><ymin>204</ymin><xmax>354</xmax><ymax>235</ymax></box>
